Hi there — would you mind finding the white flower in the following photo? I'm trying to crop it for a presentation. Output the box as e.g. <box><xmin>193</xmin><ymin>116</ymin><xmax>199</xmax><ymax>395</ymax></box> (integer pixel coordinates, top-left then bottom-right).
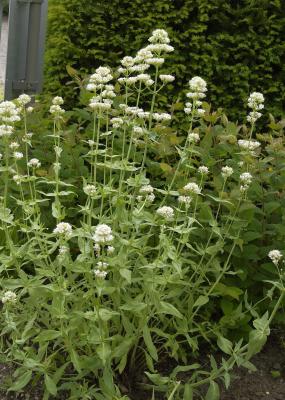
<box><xmin>52</xmin><ymin>96</ymin><xmax>64</xmax><ymax>106</ymax></box>
<box><xmin>145</xmin><ymin>58</ymin><xmax>165</xmax><ymax>66</ymax></box>
<box><xmin>240</xmin><ymin>184</ymin><xmax>249</xmax><ymax>193</ymax></box>
<box><xmin>107</xmin><ymin>246</ymin><xmax>115</xmax><ymax>255</ymax></box>
<box><xmin>178</xmin><ymin>195</ymin><xmax>192</xmax><ymax>205</ymax></box>
<box><xmin>0</xmin><ymin>101</ymin><xmax>21</xmax><ymax>123</ymax></box>
<box><xmin>197</xmin><ymin>108</ymin><xmax>205</xmax><ymax>116</ymax></box>
<box><xmin>129</xmin><ymin>64</ymin><xmax>150</xmax><ymax>72</ymax></box>
<box><xmin>152</xmin><ymin>113</ymin><xmax>171</xmax><ymax>122</ymax></box>
<box><xmin>148</xmin><ymin>29</ymin><xmax>170</xmax><ymax>44</ymax></box>
<box><xmin>27</xmin><ymin>158</ymin><xmax>41</xmax><ymax>168</ymax></box>
<box><xmin>13</xmin><ymin>174</ymin><xmax>22</xmax><ymax>185</ymax></box>
<box><xmin>133</xmin><ymin>126</ymin><xmax>144</xmax><ymax>135</ymax></box>
<box><xmin>184</xmin><ymin>182</ymin><xmax>201</xmax><ymax>195</ymax></box>
<box><xmin>189</xmin><ymin>77</ymin><xmax>207</xmax><ymax>94</ymax></box>
<box><xmin>268</xmin><ymin>250</ymin><xmax>283</xmax><ymax>266</ymax></box>
<box><xmin>0</xmin><ymin>153</ymin><xmax>2</xmax><ymax>160</ymax></box>
<box><xmin>145</xmin><ymin>43</ymin><xmax>174</xmax><ymax>53</ymax></box>
<box><xmin>221</xmin><ymin>166</ymin><xmax>233</xmax><ymax>178</ymax></box>
<box><xmin>89</xmin><ymin>98</ymin><xmax>112</xmax><ymax>112</ymax></box>
<box><xmin>248</xmin><ymin>92</ymin><xmax>264</xmax><ymax>110</ymax></box>
<box><xmin>240</xmin><ymin>172</ymin><xmax>252</xmax><ymax>185</ymax></box>
<box><xmin>238</xmin><ymin>140</ymin><xmax>261</xmax><ymax>151</ymax></box>
<box><xmin>26</xmin><ymin>107</ymin><xmax>34</xmax><ymax>113</ymax></box>
<box><xmin>159</xmin><ymin>74</ymin><xmax>175</xmax><ymax>83</ymax></box>
<box><xmin>136</xmin><ymin>73</ymin><xmax>151</xmax><ymax>82</ymax></box>
<box><xmin>2</xmin><ymin>290</ymin><xmax>17</xmax><ymax>304</ymax></box>
<box><xmin>83</xmin><ymin>184</ymin><xmax>97</xmax><ymax>197</ymax></box>
<box><xmin>247</xmin><ymin>111</ymin><xmax>262</xmax><ymax>123</ymax></box>
<box><xmin>0</xmin><ymin>125</ymin><xmax>14</xmax><ymax>137</ymax></box>
<box><xmin>156</xmin><ymin>206</ymin><xmax>174</xmax><ymax>219</ymax></box>
<box><xmin>139</xmin><ymin>185</ymin><xmax>154</xmax><ymax>194</ymax></box>
<box><xmin>93</xmin><ymin>224</ymin><xmax>113</xmax><ymax>244</ymax></box>
<box><xmin>50</xmin><ymin>104</ymin><xmax>65</xmax><ymax>116</ymax></box>
<box><xmin>9</xmin><ymin>142</ymin><xmax>19</xmax><ymax>149</ymax></box>
<box><xmin>13</xmin><ymin>152</ymin><xmax>23</xmax><ymax>160</ymax></box>
<box><xmin>111</xmin><ymin>117</ymin><xmax>124</xmax><ymax>128</ymax></box>
<box><xmin>121</xmin><ymin>56</ymin><xmax>135</xmax><ymax>68</ymax></box>
<box><xmin>97</xmin><ymin>261</ymin><xmax>109</xmax><ymax>270</ymax></box>
<box><xmin>135</xmin><ymin>48</ymin><xmax>153</xmax><ymax>62</ymax></box>
<box><xmin>188</xmin><ymin>133</ymin><xmax>200</xmax><ymax>144</ymax></box>
<box><xmin>94</xmin><ymin>243</ymin><xmax>100</xmax><ymax>256</ymax></box>
<box><xmin>198</xmin><ymin>166</ymin><xmax>209</xmax><ymax>175</ymax></box>
<box><xmin>53</xmin><ymin>222</ymin><xmax>72</xmax><ymax>238</ymax></box>
<box><xmin>17</xmin><ymin>94</ymin><xmax>31</xmax><ymax>106</ymax></box>
<box><xmin>59</xmin><ymin>245</ymin><xmax>69</xmax><ymax>255</ymax></box>
<box><xmin>94</xmin><ymin>269</ymin><xmax>108</xmax><ymax>279</ymax></box>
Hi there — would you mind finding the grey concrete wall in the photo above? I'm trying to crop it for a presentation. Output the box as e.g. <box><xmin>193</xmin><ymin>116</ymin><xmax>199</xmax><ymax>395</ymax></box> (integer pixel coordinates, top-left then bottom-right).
<box><xmin>0</xmin><ymin>16</ymin><xmax>8</xmax><ymax>97</ymax></box>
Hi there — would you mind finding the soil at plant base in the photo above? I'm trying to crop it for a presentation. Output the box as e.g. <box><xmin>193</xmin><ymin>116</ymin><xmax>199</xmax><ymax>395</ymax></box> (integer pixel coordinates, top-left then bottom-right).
<box><xmin>1</xmin><ymin>333</ymin><xmax>285</xmax><ymax>399</ymax></box>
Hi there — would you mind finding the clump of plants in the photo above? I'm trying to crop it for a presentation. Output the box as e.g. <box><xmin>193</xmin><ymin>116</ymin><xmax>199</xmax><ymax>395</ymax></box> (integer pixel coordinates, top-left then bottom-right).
<box><xmin>0</xmin><ymin>29</ymin><xmax>284</xmax><ymax>400</ymax></box>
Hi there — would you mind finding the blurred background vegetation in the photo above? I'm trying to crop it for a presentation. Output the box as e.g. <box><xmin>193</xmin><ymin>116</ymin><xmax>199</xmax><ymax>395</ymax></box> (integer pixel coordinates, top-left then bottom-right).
<box><xmin>45</xmin><ymin>0</ymin><xmax>285</xmax><ymax>119</ymax></box>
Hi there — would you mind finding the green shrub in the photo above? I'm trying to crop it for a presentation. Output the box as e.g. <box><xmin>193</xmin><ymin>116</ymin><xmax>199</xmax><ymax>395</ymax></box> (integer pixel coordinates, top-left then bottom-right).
<box><xmin>0</xmin><ymin>29</ymin><xmax>285</xmax><ymax>399</ymax></box>
<box><xmin>45</xmin><ymin>0</ymin><xmax>285</xmax><ymax>119</ymax></box>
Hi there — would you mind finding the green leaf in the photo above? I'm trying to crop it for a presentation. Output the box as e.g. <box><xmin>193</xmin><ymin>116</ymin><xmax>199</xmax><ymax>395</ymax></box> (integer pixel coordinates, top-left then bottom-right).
<box><xmin>193</xmin><ymin>295</ymin><xmax>209</xmax><ymax>308</ymax></box>
<box><xmin>44</xmin><ymin>374</ymin><xmax>57</xmax><ymax>396</ymax></box>
<box><xmin>205</xmin><ymin>381</ymin><xmax>220</xmax><ymax>400</ymax></box>
<box><xmin>119</xmin><ymin>268</ymin><xmax>132</xmax><ymax>284</ymax></box>
<box><xmin>35</xmin><ymin>330</ymin><xmax>61</xmax><ymax>342</ymax></box>
<box><xmin>99</xmin><ymin>308</ymin><xmax>120</xmax><ymax>321</ymax></box>
<box><xmin>8</xmin><ymin>370</ymin><xmax>32</xmax><ymax>391</ymax></box>
<box><xmin>143</xmin><ymin>325</ymin><xmax>158</xmax><ymax>361</ymax></box>
<box><xmin>217</xmin><ymin>336</ymin><xmax>232</xmax><ymax>355</ymax></box>
<box><xmin>69</xmin><ymin>348</ymin><xmax>82</xmax><ymax>373</ymax></box>
<box><xmin>183</xmin><ymin>384</ymin><xmax>193</xmax><ymax>400</ymax></box>
<box><xmin>97</xmin><ymin>343</ymin><xmax>111</xmax><ymax>365</ymax></box>
<box><xmin>158</xmin><ymin>301</ymin><xmax>183</xmax><ymax>319</ymax></box>
<box><xmin>214</xmin><ymin>283</ymin><xmax>243</xmax><ymax>300</ymax></box>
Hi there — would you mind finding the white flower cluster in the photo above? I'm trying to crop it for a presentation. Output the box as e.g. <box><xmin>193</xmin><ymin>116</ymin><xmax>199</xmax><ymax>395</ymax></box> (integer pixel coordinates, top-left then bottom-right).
<box><xmin>9</xmin><ymin>142</ymin><xmax>19</xmax><ymax>149</ymax></box>
<box><xmin>0</xmin><ymin>101</ymin><xmax>21</xmax><ymax>124</ymax></box>
<box><xmin>94</xmin><ymin>261</ymin><xmax>108</xmax><ymax>279</ymax></box>
<box><xmin>185</xmin><ymin>76</ymin><xmax>207</xmax><ymax>116</ymax></box>
<box><xmin>240</xmin><ymin>172</ymin><xmax>252</xmax><ymax>192</ymax></box>
<box><xmin>118</xmin><ymin>29</ymin><xmax>173</xmax><ymax>89</ymax></box>
<box><xmin>83</xmin><ymin>184</ymin><xmax>97</xmax><ymax>198</ymax></box>
<box><xmin>183</xmin><ymin>182</ymin><xmax>201</xmax><ymax>195</ymax></box>
<box><xmin>50</xmin><ymin>96</ymin><xmax>65</xmax><ymax>116</ymax></box>
<box><xmin>2</xmin><ymin>290</ymin><xmax>17</xmax><ymax>304</ymax></box>
<box><xmin>137</xmin><ymin>184</ymin><xmax>155</xmax><ymax>203</ymax></box>
<box><xmin>247</xmin><ymin>92</ymin><xmax>264</xmax><ymax>123</ymax></box>
<box><xmin>221</xmin><ymin>166</ymin><xmax>233</xmax><ymax>179</ymax></box>
<box><xmin>13</xmin><ymin>152</ymin><xmax>23</xmax><ymax>160</ymax></box>
<box><xmin>268</xmin><ymin>250</ymin><xmax>283</xmax><ymax>266</ymax></box>
<box><xmin>17</xmin><ymin>94</ymin><xmax>31</xmax><ymax>107</ymax></box>
<box><xmin>156</xmin><ymin>206</ymin><xmax>174</xmax><ymax>220</ymax></box>
<box><xmin>159</xmin><ymin>74</ymin><xmax>175</xmax><ymax>83</ymax></box>
<box><xmin>188</xmin><ymin>132</ymin><xmax>200</xmax><ymax>144</ymax></box>
<box><xmin>152</xmin><ymin>112</ymin><xmax>171</xmax><ymax>122</ymax></box>
<box><xmin>178</xmin><ymin>195</ymin><xmax>192</xmax><ymax>205</ymax></box>
<box><xmin>93</xmin><ymin>224</ymin><xmax>113</xmax><ymax>244</ymax></box>
<box><xmin>27</xmin><ymin>158</ymin><xmax>41</xmax><ymax>168</ymax></box>
<box><xmin>87</xmin><ymin>66</ymin><xmax>113</xmax><ymax>91</ymax></box>
<box><xmin>198</xmin><ymin>165</ymin><xmax>209</xmax><ymax>175</ymax></box>
<box><xmin>238</xmin><ymin>140</ymin><xmax>261</xmax><ymax>152</ymax></box>
<box><xmin>53</xmin><ymin>222</ymin><xmax>72</xmax><ymax>238</ymax></box>
<box><xmin>111</xmin><ymin>117</ymin><xmax>124</xmax><ymax>129</ymax></box>
<box><xmin>0</xmin><ymin>124</ymin><xmax>14</xmax><ymax>137</ymax></box>
<box><xmin>87</xmin><ymin>67</ymin><xmax>115</xmax><ymax>112</ymax></box>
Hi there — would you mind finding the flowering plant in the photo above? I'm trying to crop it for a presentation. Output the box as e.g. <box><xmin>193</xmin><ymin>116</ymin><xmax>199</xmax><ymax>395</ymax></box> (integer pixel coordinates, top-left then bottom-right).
<box><xmin>0</xmin><ymin>29</ymin><xmax>284</xmax><ymax>400</ymax></box>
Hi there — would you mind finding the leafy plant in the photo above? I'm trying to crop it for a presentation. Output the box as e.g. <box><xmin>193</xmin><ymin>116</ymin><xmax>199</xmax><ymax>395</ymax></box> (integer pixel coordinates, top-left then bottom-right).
<box><xmin>0</xmin><ymin>29</ymin><xmax>284</xmax><ymax>400</ymax></box>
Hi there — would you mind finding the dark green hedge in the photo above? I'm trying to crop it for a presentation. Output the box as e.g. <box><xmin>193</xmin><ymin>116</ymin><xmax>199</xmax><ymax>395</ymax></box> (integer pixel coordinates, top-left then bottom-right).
<box><xmin>45</xmin><ymin>0</ymin><xmax>285</xmax><ymax>118</ymax></box>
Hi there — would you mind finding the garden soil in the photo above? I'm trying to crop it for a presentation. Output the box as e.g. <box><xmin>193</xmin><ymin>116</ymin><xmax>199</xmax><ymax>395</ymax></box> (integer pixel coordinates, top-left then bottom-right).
<box><xmin>0</xmin><ymin>333</ymin><xmax>285</xmax><ymax>399</ymax></box>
